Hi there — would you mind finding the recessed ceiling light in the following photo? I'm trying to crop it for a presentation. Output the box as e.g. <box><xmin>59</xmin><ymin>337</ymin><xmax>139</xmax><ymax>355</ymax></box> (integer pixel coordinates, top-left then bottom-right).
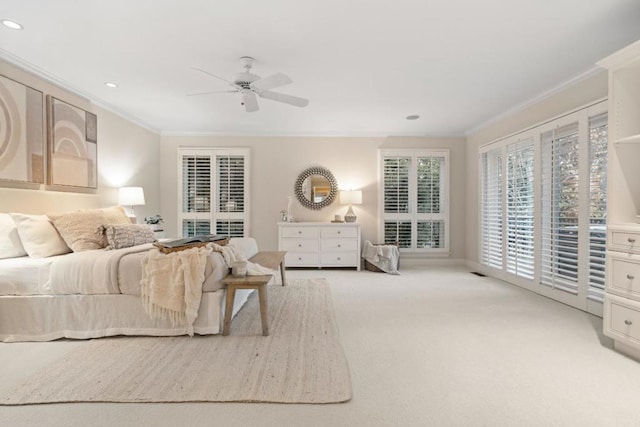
<box><xmin>105</xmin><ymin>82</ymin><xmax>118</xmax><ymax>88</ymax></box>
<box><xmin>406</xmin><ymin>115</ymin><xmax>420</xmax><ymax>120</ymax></box>
<box><xmin>1</xmin><ymin>19</ymin><xmax>23</xmax><ymax>30</ymax></box>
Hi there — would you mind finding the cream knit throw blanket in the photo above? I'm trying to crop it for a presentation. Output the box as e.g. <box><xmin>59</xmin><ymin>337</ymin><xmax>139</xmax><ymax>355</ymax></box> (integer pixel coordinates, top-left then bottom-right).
<box><xmin>141</xmin><ymin>245</ymin><xmax>212</xmax><ymax>336</ymax></box>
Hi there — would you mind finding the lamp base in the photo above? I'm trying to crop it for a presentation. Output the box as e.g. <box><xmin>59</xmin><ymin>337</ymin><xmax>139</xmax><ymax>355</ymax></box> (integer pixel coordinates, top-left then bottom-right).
<box><xmin>344</xmin><ymin>205</ymin><xmax>357</xmax><ymax>223</ymax></box>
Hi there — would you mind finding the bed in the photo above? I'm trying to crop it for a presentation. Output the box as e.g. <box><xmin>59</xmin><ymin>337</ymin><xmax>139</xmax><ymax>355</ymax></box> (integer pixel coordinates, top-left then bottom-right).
<box><xmin>0</xmin><ymin>208</ymin><xmax>257</xmax><ymax>342</ymax></box>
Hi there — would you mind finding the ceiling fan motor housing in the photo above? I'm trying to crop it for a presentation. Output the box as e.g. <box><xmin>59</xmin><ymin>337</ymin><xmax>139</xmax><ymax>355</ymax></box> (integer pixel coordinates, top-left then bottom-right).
<box><xmin>234</xmin><ymin>72</ymin><xmax>260</xmax><ymax>90</ymax></box>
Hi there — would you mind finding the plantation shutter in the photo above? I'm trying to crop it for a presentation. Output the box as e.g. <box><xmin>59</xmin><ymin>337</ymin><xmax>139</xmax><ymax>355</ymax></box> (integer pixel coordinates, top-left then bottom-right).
<box><xmin>178</xmin><ymin>148</ymin><xmax>249</xmax><ymax>238</ymax></box>
<box><xmin>588</xmin><ymin>113</ymin><xmax>608</xmax><ymax>302</ymax></box>
<box><xmin>416</xmin><ymin>155</ymin><xmax>446</xmax><ymax>249</ymax></box>
<box><xmin>480</xmin><ymin>147</ymin><xmax>503</xmax><ymax>269</ymax></box>
<box><xmin>506</xmin><ymin>139</ymin><xmax>535</xmax><ymax>279</ymax></box>
<box><xmin>215</xmin><ymin>154</ymin><xmax>247</xmax><ymax>238</ymax></box>
<box><xmin>383</xmin><ymin>156</ymin><xmax>412</xmax><ymax>248</ymax></box>
<box><xmin>381</xmin><ymin>150</ymin><xmax>449</xmax><ymax>252</ymax></box>
<box><xmin>540</xmin><ymin>123</ymin><xmax>580</xmax><ymax>294</ymax></box>
<box><xmin>180</xmin><ymin>153</ymin><xmax>213</xmax><ymax>236</ymax></box>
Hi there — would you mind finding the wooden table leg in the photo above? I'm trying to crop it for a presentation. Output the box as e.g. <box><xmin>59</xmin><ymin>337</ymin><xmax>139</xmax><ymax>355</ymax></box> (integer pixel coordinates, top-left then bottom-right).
<box><xmin>279</xmin><ymin>259</ymin><xmax>287</xmax><ymax>286</ymax></box>
<box><xmin>258</xmin><ymin>284</ymin><xmax>269</xmax><ymax>336</ymax></box>
<box><xmin>222</xmin><ymin>285</ymin><xmax>236</xmax><ymax>336</ymax></box>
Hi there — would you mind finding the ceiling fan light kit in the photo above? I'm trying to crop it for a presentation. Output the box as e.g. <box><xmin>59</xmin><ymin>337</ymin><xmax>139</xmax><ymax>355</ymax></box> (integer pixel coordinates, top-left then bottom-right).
<box><xmin>190</xmin><ymin>56</ymin><xmax>309</xmax><ymax>112</ymax></box>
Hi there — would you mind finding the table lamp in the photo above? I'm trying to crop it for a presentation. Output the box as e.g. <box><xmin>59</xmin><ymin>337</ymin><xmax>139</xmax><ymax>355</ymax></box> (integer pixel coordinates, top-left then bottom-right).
<box><xmin>340</xmin><ymin>190</ymin><xmax>362</xmax><ymax>223</ymax></box>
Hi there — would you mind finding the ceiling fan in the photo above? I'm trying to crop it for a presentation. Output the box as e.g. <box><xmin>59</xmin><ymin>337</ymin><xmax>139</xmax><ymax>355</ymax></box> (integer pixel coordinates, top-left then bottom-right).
<box><xmin>189</xmin><ymin>57</ymin><xmax>309</xmax><ymax>112</ymax></box>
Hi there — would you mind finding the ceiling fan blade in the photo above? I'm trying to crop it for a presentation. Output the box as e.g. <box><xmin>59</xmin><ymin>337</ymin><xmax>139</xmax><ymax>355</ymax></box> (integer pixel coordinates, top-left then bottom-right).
<box><xmin>191</xmin><ymin>67</ymin><xmax>238</xmax><ymax>88</ymax></box>
<box><xmin>186</xmin><ymin>89</ymin><xmax>238</xmax><ymax>96</ymax></box>
<box><xmin>242</xmin><ymin>90</ymin><xmax>259</xmax><ymax>112</ymax></box>
<box><xmin>259</xmin><ymin>90</ymin><xmax>309</xmax><ymax>108</ymax></box>
<box><xmin>250</xmin><ymin>73</ymin><xmax>292</xmax><ymax>91</ymax></box>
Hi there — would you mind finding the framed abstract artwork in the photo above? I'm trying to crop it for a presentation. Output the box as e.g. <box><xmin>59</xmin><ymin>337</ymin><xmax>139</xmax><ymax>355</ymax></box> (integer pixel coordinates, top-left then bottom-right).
<box><xmin>47</xmin><ymin>96</ymin><xmax>98</xmax><ymax>189</ymax></box>
<box><xmin>0</xmin><ymin>74</ymin><xmax>45</xmax><ymax>186</ymax></box>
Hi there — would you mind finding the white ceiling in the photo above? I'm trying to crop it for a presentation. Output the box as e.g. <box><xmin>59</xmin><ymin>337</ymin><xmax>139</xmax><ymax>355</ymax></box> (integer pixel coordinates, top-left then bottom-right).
<box><xmin>1</xmin><ymin>0</ymin><xmax>640</xmax><ymax>136</ymax></box>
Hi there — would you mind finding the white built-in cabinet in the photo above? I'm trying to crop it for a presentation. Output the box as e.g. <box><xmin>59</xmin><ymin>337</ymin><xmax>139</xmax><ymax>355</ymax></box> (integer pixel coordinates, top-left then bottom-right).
<box><xmin>598</xmin><ymin>40</ymin><xmax>640</xmax><ymax>360</ymax></box>
<box><xmin>278</xmin><ymin>222</ymin><xmax>361</xmax><ymax>270</ymax></box>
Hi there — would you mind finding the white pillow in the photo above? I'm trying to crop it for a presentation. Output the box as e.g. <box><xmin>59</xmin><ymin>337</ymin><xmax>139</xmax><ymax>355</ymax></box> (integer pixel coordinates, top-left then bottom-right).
<box><xmin>0</xmin><ymin>213</ymin><xmax>27</xmax><ymax>259</ymax></box>
<box><xmin>10</xmin><ymin>213</ymin><xmax>71</xmax><ymax>258</ymax></box>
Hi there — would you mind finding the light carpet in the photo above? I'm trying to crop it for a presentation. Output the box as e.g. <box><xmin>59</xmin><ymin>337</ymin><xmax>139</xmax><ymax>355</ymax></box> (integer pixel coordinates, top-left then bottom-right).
<box><xmin>1</xmin><ymin>278</ymin><xmax>351</xmax><ymax>405</ymax></box>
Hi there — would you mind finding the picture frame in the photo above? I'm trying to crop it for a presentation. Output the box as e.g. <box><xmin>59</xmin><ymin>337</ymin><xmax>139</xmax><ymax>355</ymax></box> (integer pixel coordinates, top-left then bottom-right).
<box><xmin>47</xmin><ymin>95</ymin><xmax>98</xmax><ymax>189</ymax></box>
<box><xmin>0</xmin><ymin>74</ymin><xmax>45</xmax><ymax>187</ymax></box>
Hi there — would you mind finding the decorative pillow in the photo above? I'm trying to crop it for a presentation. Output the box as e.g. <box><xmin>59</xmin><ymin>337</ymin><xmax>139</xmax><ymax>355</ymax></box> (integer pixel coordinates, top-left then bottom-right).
<box><xmin>103</xmin><ymin>224</ymin><xmax>156</xmax><ymax>250</ymax></box>
<box><xmin>10</xmin><ymin>213</ymin><xmax>71</xmax><ymax>258</ymax></box>
<box><xmin>48</xmin><ymin>206</ymin><xmax>131</xmax><ymax>252</ymax></box>
<box><xmin>0</xmin><ymin>213</ymin><xmax>27</xmax><ymax>259</ymax></box>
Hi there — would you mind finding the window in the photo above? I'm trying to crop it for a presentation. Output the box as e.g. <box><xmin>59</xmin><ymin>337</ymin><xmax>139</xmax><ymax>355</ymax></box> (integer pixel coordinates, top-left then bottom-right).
<box><xmin>478</xmin><ymin>102</ymin><xmax>607</xmax><ymax>314</ymax></box>
<box><xmin>588</xmin><ymin>113</ymin><xmax>608</xmax><ymax>302</ymax></box>
<box><xmin>381</xmin><ymin>149</ymin><xmax>449</xmax><ymax>253</ymax></box>
<box><xmin>480</xmin><ymin>147</ymin><xmax>503</xmax><ymax>269</ymax></box>
<box><xmin>178</xmin><ymin>148</ymin><xmax>249</xmax><ymax>238</ymax></box>
<box><xmin>540</xmin><ymin>122</ymin><xmax>580</xmax><ymax>294</ymax></box>
<box><xmin>506</xmin><ymin>139</ymin><xmax>535</xmax><ymax>279</ymax></box>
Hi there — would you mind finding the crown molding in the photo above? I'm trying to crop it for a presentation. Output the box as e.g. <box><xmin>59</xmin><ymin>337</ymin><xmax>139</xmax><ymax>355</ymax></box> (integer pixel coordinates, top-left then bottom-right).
<box><xmin>0</xmin><ymin>48</ymin><xmax>159</xmax><ymax>134</ymax></box>
<box><xmin>465</xmin><ymin>65</ymin><xmax>604</xmax><ymax>136</ymax></box>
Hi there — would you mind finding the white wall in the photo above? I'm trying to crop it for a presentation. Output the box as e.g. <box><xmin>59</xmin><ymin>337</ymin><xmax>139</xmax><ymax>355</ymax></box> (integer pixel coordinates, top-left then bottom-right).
<box><xmin>0</xmin><ymin>59</ymin><xmax>161</xmax><ymax>218</ymax></box>
<box><xmin>464</xmin><ymin>71</ymin><xmax>609</xmax><ymax>264</ymax></box>
<box><xmin>160</xmin><ymin>135</ymin><xmax>467</xmax><ymax>258</ymax></box>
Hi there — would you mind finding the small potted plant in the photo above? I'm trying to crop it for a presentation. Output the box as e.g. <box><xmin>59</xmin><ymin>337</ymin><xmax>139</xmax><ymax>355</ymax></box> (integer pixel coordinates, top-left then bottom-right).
<box><xmin>144</xmin><ymin>215</ymin><xmax>164</xmax><ymax>233</ymax></box>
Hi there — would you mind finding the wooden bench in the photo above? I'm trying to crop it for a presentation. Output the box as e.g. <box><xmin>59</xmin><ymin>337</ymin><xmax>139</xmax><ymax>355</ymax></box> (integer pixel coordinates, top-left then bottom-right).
<box><xmin>221</xmin><ymin>251</ymin><xmax>287</xmax><ymax>336</ymax></box>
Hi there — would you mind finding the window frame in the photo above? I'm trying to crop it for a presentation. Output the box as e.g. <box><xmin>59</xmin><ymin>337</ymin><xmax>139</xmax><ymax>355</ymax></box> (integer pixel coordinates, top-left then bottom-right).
<box><xmin>379</xmin><ymin>148</ymin><xmax>450</xmax><ymax>254</ymax></box>
<box><xmin>177</xmin><ymin>147</ymin><xmax>250</xmax><ymax>238</ymax></box>
<box><xmin>477</xmin><ymin>100</ymin><xmax>607</xmax><ymax>315</ymax></box>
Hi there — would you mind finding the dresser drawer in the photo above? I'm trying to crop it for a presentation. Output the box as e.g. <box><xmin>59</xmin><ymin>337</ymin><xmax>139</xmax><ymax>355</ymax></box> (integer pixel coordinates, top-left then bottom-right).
<box><xmin>609</xmin><ymin>227</ymin><xmax>640</xmax><ymax>254</ymax></box>
<box><xmin>281</xmin><ymin>227</ymin><xmax>319</xmax><ymax>239</ymax></box>
<box><xmin>320</xmin><ymin>227</ymin><xmax>358</xmax><ymax>238</ymax></box>
<box><xmin>285</xmin><ymin>252</ymin><xmax>320</xmax><ymax>266</ymax></box>
<box><xmin>320</xmin><ymin>238</ymin><xmax>358</xmax><ymax>252</ymax></box>
<box><xmin>280</xmin><ymin>239</ymin><xmax>319</xmax><ymax>252</ymax></box>
<box><xmin>607</xmin><ymin>253</ymin><xmax>640</xmax><ymax>301</ymax></box>
<box><xmin>320</xmin><ymin>252</ymin><xmax>358</xmax><ymax>266</ymax></box>
<box><xmin>606</xmin><ymin>296</ymin><xmax>640</xmax><ymax>346</ymax></box>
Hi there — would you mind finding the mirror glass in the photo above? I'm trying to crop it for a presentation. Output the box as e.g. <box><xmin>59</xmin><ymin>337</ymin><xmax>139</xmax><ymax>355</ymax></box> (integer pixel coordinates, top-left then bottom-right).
<box><xmin>294</xmin><ymin>166</ymin><xmax>338</xmax><ymax>210</ymax></box>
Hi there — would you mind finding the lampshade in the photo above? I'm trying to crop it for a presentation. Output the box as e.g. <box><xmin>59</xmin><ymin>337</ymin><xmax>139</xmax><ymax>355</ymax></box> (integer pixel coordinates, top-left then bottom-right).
<box><xmin>118</xmin><ymin>187</ymin><xmax>145</xmax><ymax>206</ymax></box>
<box><xmin>340</xmin><ymin>190</ymin><xmax>362</xmax><ymax>205</ymax></box>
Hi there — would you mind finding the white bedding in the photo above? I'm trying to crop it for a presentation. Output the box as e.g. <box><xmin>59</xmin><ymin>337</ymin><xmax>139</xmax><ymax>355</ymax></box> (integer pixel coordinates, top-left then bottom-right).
<box><xmin>0</xmin><ymin>238</ymin><xmax>259</xmax><ymax>342</ymax></box>
<box><xmin>0</xmin><ymin>256</ymin><xmax>57</xmax><ymax>295</ymax></box>
<box><xmin>0</xmin><ymin>243</ymin><xmax>235</xmax><ymax>297</ymax></box>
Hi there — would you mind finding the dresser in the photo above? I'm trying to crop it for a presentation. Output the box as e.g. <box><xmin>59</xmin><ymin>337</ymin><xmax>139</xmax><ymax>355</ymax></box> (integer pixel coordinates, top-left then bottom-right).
<box><xmin>278</xmin><ymin>222</ymin><xmax>361</xmax><ymax>270</ymax></box>
<box><xmin>598</xmin><ymin>40</ymin><xmax>640</xmax><ymax>360</ymax></box>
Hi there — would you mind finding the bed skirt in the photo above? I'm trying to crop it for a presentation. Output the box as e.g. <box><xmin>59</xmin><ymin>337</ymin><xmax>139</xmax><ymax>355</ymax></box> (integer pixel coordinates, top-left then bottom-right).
<box><xmin>0</xmin><ymin>289</ymin><xmax>253</xmax><ymax>342</ymax></box>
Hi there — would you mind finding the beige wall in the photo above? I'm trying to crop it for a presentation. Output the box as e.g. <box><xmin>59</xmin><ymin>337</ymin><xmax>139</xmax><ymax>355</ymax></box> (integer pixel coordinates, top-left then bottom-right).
<box><xmin>160</xmin><ymin>135</ymin><xmax>467</xmax><ymax>258</ymax></box>
<box><xmin>464</xmin><ymin>71</ymin><xmax>609</xmax><ymax>264</ymax></box>
<box><xmin>0</xmin><ymin>59</ymin><xmax>161</xmax><ymax>218</ymax></box>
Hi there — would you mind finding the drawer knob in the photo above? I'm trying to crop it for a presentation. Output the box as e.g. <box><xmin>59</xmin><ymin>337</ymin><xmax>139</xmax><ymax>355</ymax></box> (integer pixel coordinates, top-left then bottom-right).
<box><xmin>628</xmin><ymin>237</ymin><xmax>636</xmax><ymax>243</ymax></box>
<box><xmin>625</xmin><ymin>320</ymin><xmax>633</xmax><ymax>326</ymax></box>
<box><xmin>298</xmin><ymin>231</ymin><xmax>302</xmax><ymax>234</ymax></box>
<box><xmin>338</xmin><ymin>231</ymin><xmax>341</xmax><ymax>234</ymax></box>
<box><xmin>298</xmin><ymin>244</ymin><xmax>302</xmax><ymax>247</ymax></box>
<box><xmin>627</xmin><ymin>274</ymin><xmax>635</xmax><ymax>280</ymax></box>
<box><xmin>298</xmin><ymin>257</ymin><xmax>302</xmax><ymax>260</ymax></box>
<box><xmin>337</xmin><ymin>257</ymin><xmax>341</xmax><ymax>260</ymax></box>
<box><xmin>338</xmin><ymin>244</ymin><xmax>341</xmax><ymax>248</ymax></box>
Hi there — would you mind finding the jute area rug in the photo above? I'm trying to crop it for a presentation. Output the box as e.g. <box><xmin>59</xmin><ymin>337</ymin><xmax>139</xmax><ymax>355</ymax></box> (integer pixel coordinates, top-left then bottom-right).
<box><xmin>1</xmin><ymin>278</ymin><xmax>352</xmax><ymax>405</ymax></box>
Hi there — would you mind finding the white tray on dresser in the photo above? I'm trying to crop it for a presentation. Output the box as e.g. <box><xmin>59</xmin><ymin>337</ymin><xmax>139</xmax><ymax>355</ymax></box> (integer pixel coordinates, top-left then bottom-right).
<box><xmin>278</xmin><ymin>222</ymin><xmax>361</xmax><ymax>270</ymax></box>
